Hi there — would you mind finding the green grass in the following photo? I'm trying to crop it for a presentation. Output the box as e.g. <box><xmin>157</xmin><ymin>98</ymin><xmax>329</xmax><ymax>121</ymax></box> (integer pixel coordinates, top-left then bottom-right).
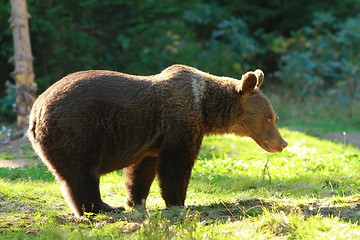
<box><xmin>0</xmin><ymin>128</ymin><xmax>359</xmax><ymax>239</ymax></box>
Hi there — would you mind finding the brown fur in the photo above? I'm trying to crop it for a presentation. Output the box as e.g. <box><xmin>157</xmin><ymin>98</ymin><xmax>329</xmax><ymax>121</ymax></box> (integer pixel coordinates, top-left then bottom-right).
<box><xmin>28</xmin><ymin>64</ymin><xmax>287</xmax><ymax>216</ymax></box>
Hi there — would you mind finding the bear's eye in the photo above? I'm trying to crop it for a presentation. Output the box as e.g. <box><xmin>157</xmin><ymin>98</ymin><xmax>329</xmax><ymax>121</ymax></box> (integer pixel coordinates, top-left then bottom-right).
<box><xmin>267</xmin><ymin>115</ymin><xmax>279</xmax><ymax>122</ymax></box>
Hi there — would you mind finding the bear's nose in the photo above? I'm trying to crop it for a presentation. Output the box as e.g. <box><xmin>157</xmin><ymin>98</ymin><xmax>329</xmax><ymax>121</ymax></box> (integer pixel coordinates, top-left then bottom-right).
<box><xmin>282</xmin><ymin>140</ymin><xmax>288</xmax><ymax>149</ymax></box>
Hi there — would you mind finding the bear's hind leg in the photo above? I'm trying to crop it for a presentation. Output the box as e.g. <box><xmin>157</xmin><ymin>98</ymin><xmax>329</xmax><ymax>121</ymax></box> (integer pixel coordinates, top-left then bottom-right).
<box><xmin>60</xmin><ymin>171</ymin><xmax>117</xmax><ymax>217</ymax></box>
<box><xmin>125</xmin><ymin>156</ymin><xmax>159</xmax><ymax>208</ymax></box>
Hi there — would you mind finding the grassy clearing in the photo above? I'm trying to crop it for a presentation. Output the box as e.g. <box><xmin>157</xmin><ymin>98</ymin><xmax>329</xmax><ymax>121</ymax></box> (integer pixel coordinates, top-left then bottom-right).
<box><xmin>0</xmin><ymin>128</ymin><xmax>359</xmax><ymax>239</ymax></box>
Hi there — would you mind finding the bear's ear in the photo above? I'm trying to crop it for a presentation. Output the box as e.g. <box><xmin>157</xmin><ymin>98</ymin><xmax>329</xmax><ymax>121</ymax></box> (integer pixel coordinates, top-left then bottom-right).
<box><xmin>254</xmin><ymin>69</ymin><xmax>264</xmax><ymax>88</ymax></box>
<box><xmin>239</xmin><ymin>72</ymin><xmax>257</xmax><ymax>93</ymax></box>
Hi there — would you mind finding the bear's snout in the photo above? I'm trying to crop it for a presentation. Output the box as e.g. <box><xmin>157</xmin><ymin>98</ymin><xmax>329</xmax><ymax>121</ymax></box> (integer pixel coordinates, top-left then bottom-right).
<box><xmin>254</xmin><ymin>136</ymin><xmax>288</xmax><ymax>153</ymax></box>
<box><xmin>272</xmin><ymin>138</ymin><xmax>288</xmax><ymax>153</ymax></box>
<box><xmin>282</xmin><ymin>139</ymin><xmax>288</xmax><ymax>149</ymax></box>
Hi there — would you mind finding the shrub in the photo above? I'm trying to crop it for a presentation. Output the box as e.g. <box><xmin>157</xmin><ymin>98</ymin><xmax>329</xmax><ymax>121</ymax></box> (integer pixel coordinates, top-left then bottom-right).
<box><xmin>0</xmin><ymin>83</ymin><xmax>15</xmax><ymax>122</ymax></box>
<box><xmin>277</xmin><ymin>13</ymin><xmax>360</xmax><ymax>100</ymax></box>
<box><xmin>198</xmin><ymin>17</ymin><xmax>260</xmax><ymax>76</ymax></box>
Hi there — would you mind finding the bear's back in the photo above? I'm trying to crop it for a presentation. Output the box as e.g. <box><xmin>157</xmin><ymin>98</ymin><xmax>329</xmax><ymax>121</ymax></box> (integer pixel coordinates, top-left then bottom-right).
<box><xmin>28</xmin><ymin>66</ymin><xmax>205</xmax><ymax>170</ymax></box>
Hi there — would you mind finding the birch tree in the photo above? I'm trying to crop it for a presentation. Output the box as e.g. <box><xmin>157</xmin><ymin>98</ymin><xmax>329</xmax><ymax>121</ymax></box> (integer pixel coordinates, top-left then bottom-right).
<box><xmin>8</xmin><ymin>0</ymin><xmax>37</xmax><ymax>138</ymax></box>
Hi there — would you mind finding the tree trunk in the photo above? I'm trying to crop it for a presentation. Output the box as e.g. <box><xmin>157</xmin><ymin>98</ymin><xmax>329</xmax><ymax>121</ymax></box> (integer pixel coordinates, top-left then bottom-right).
<box><xmin>8</xmin><ymin>0</ymin><xmax>37</xmax><ymax>137</ymax></box>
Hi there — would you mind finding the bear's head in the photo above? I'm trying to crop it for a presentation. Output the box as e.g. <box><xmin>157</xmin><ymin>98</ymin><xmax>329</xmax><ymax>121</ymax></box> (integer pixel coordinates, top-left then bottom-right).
<box><xmin>232</xmin><ymin>70</ymin><xmax>288</xmax><ymax>153</ymax></box>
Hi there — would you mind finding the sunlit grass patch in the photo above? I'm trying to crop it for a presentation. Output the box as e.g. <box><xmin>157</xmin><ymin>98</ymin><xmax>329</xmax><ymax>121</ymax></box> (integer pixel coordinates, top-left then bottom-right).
<box><xmin>196</xmin><ymin>129</ymin><xmax>359</xmax><ymax>197</ymax></box>
<box><xmin>218</xmin><ymin>210</ymin><xmax>360</xmax><ymax>240</ymax></box>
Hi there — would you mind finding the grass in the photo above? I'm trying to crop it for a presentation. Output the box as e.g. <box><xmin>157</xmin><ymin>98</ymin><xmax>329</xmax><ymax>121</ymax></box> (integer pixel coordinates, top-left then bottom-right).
<box><xmin>0</xmin><ymin>127</ymin><xmax>359</xmax><ymax>239</ymax></box>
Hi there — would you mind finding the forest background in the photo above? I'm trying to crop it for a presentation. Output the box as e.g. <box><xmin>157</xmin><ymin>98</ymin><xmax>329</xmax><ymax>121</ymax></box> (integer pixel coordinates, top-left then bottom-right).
<box><xmin>0</xmin><ymin>0</ymin><xmax>359</xmax><ymax>128</ymax></box>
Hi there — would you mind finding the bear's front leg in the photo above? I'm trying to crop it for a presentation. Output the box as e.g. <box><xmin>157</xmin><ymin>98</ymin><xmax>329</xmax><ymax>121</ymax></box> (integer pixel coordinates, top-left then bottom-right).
<box><xmin>157</xmin><ymin>122</ymin><xmax>203</xmax><ymax>207</ymax></box>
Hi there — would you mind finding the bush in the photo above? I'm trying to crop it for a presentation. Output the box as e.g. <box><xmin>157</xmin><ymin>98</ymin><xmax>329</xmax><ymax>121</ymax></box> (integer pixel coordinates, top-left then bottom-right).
<box><xmin>277</xmin><ymin>13</ymin><xmax>360</xmax><ymax>100</ymax></box>
<box><xmin>0</xmin><ymin>83</ymin><xmax>15</xmax><ymax>122</ymax></box>
<box><xmin>190</xmin><ymin>15</ymin><xmax>261</xmax><ymax>77</ymax></box>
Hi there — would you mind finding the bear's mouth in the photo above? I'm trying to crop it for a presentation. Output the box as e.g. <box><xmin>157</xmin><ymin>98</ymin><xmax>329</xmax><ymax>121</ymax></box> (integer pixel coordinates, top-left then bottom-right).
<box><xmin>255</xmin><ymin>140</ymin><xmax>285</xmax><ymax>153</ymax></box>
<box><xmin>261</xmin><ymin>143</ymin><xmax>278</xmax><ymax>153</ymax></box>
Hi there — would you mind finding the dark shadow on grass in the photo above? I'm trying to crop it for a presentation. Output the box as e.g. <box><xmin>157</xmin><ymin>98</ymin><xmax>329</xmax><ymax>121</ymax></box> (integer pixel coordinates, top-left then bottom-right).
<box><xmin>320</xmin><ymin>132</ymin><xmax>360</xmax><ymax>149</ymax></box>
<box><xmin>90</xmin><ymin>197</ymin><xmax>359</xmax><ymax>228</ymax></box>
<box><xmin>187</xmin><ymin>198</ymin><xmax>360</xmax><ymax>224</ymax></box>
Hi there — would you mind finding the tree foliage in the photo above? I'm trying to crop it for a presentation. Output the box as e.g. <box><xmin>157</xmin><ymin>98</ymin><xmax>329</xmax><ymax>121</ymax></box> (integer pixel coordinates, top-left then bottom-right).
<box><xmin>0</xmin><ymin>0</ymin><xmax>359</xmax><ymax>121</ymax></box>
<box><xmin>278</xmin><ymin>13</ymin><xmax>360</xmax><ymax>100</ymax></box>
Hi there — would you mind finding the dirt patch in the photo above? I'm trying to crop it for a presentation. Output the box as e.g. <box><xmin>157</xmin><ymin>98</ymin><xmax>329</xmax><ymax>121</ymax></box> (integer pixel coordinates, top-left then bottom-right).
<box><xmin>188</xmin><ymin>197</ymin><xmax>360</xmax><ymax>223</ymax></box>
<box><xmin>0</xmin><ymin>158</ymin><xmax>39</xmax><ymax>168</ymax></box>
<box><xmin>235</xmin><ymin>197</ymin><xmax>360</xmax><ymax>222</ymax></box>
<box><xmin>1</xmin><ymin>136</ymin><xmax>31</xmax><ymax>148</ymax></box>
<box><xmin>0</xmin><ymin>136</ymin><xmax>40</xmax><ymax>168</ymax></box>
<box><xmin>322</xmin><ymin>132</ymin><xmax>360</xmax><ymax>148</ymax></box>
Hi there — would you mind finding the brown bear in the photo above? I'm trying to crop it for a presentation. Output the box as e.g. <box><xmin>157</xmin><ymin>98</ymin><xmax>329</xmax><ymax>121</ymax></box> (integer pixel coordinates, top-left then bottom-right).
<box><xmin>28</xmin><ymin>64</ymin><xmax>287</xmax><ymax>217</ymax></box>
